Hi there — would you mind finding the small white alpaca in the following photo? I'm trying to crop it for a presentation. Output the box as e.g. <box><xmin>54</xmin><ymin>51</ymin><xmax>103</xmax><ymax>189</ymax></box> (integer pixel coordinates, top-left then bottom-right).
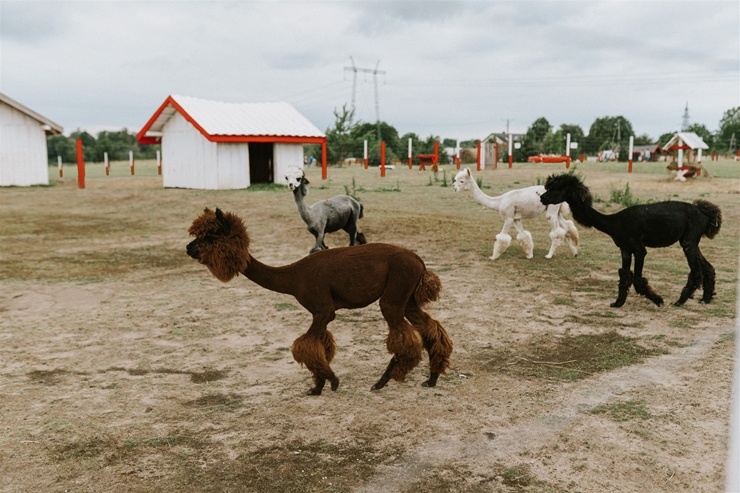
<box><xmin>452</xmin><ymin>168</ymin><xmax>579</xmax><ymax>260</ymax></box>
<box><xmin>284</xmin><ymin>167</ymin><xmax>366</xmax><ymax>253</ymax></box>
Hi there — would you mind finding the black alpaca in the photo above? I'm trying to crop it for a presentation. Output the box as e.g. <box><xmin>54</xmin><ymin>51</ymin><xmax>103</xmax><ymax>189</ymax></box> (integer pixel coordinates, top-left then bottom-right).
<box><xmin>539</xmin><ymin>173</ymin><xmax>722</xmax><ymax>307</ymax></box>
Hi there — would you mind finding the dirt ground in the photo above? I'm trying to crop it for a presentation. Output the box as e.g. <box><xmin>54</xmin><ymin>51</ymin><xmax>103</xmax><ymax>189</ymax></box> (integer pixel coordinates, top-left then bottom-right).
<box><xmin>1</xmin><ymin>162</ymin><xmax>738</xmax><ymax>492</ymax></box>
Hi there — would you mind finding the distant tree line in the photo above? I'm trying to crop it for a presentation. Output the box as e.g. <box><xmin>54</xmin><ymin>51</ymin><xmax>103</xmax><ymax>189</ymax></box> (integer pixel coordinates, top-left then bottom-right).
<box><xmin>311</xmin><ymin>105</ymin><xmax>740</xmax><ymax>165</ymax></box>
<box><xmin>47</xmin><ymin>129</ymin><xmax>160</xmax><ymax>163</ymax></box>
<box><xmin>50</xmin><ymin>106</ymin><xmax>739</xmax><ymax>166</ymax></box>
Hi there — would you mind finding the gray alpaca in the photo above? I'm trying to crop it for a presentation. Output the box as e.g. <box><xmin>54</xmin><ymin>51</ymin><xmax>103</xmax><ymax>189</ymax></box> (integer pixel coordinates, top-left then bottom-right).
<box><xmin>284</xmin><ymin>167</ymin><xmax>366</xmax><ymax>253</ymax></box>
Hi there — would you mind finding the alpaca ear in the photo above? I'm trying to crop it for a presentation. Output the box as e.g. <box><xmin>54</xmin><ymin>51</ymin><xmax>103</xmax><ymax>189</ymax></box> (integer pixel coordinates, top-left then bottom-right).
<box><xmin>215</xmin><ymin>208</ymin><xmax>225</xmax><ymax>223</ymax></box>
<box><xmin>302</xmin><ymin>176</ymin><xmax>310</xmax><ymax>185</ymax></box>
<box><xmin>465</xmin><ymin>168</ymin><xmax>471</xmax><ymax>177</ymax></box>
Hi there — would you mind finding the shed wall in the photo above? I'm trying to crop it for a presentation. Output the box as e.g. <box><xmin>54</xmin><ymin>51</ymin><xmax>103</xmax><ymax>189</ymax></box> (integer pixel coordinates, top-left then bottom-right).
<box><xmin>0</xmin><ymin>102</ymin><xmax>50</xmax><ymax>186</ymax></box>
<box><xmin>274</xmin><ymin>143</ymin><xmax>304</xmax><ymax>183</ymax></box>
<box><xmin>161</xmin><ymin>112</ymin><xmax>217</xmax><ymax>189</ymax></box>
<box><xmin>216</xmin><ymin>143</ymin><xmax>250</xmax><ymax>189</ymax></box>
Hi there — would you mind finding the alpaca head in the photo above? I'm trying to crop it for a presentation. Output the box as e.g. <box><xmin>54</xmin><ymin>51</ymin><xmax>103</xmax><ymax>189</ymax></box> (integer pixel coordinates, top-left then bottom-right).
<box><xmin>540</xmin><ymin>173</ymin><xmax>593</xmax><ymax>208</ymax></box>
<box><xmin>285</xmin><ymin>166</ymin><xmax>308</xmax><ymax>193</ymax></box>
<box><xmin>186</xmin><ymin>207</ymin><xmax>251</xmax><ymax>282</ymax></box>
<box><xmin>452</xmin><ymin>168</ymin><xmax>473</xmax><ymax>192</ymax></box>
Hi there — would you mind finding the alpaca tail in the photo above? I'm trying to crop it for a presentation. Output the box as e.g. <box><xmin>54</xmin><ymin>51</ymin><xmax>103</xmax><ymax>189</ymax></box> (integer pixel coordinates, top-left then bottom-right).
<box><xmin>414</xmin><ymin>270</ymin><xmax>441</xmax><ymax>306</ymax></box>
<box><xmin>694</xmin><ymin>199</ymin><xmax>722</xmax><ymax>239</ymax></box>
<box><xmin>358</xmin><ymin>202</ymin><xmax>364</xmax><ymax>219</ymax></box>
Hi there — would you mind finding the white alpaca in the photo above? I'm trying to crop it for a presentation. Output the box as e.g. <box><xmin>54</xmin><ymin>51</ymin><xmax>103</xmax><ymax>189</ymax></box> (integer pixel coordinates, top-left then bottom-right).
<box><xmin>284</xmin><ymin>167</ymin><xmax>366</xmax><ymax>253</ymax></box>
<box><xmin>452</xmin><ymin>168</ymin><xmax>579</xmax><ymax>260</ymax></box>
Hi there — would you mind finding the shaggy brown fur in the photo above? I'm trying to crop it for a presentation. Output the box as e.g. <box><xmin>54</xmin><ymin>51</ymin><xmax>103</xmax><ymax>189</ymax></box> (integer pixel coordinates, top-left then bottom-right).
<box><xmin>186</xmin><ymin>208</ymin><xmax>453</xmax><ymax>395</ymax></box>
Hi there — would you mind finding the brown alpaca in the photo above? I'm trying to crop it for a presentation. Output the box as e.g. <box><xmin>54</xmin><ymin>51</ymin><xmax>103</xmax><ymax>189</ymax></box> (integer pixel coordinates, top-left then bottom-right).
<box><xmin>186</xmin><ymin>208</ymin><xmax>453</xmax><ymax>395</ymax></box>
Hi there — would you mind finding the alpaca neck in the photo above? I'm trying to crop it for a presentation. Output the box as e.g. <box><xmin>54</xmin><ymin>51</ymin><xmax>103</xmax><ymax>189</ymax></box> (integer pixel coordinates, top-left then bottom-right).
<box><xmin>468</xmin><ymin>179</ymin><xmax>502</xmax><ymax>210</ymax></box>
<box><xmin>292</xmin><ymin>186</ymin><xmax>314</xmax><ymax>223</ymax></box>
<box><xmin>567</xmin><ymin>200</ymin><xmax>615</xmax><ymax>234</ymax></box>
<box><xmin>242</xmin><ymin>256</ymin><xmax>298</xmax><ymax>297</ymax></box>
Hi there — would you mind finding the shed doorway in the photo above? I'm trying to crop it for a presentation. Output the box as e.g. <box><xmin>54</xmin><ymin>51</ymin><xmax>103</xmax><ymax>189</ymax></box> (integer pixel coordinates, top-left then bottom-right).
<box><xmin>249</xmin><ymin>143</ymin><xmax>274</xmax><ymax>184</ymax></box>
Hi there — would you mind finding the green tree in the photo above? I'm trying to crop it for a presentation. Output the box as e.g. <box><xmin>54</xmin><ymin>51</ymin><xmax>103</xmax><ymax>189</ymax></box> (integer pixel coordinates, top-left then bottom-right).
<box><xmin>46</xmin><ymin>135</ymin><xmax>76</xmax><ymax>163</ymax></box>
<box><xmin>560</xmin><ymin>123</ymin><xmax>585</xmax><ymax>155</ymax></box>
<box><xmin>718</xmin><ymin>106</ymin><xmax>740</xmax><ymax>153</ymax></box>
<box><xmin>521</xmin><ymin>117</ymin><xmax>552</xmax><ymax>157</ymax></box>
<box><xmin>324</xmin><ymin>104</ymin><xmax>357</xmax><ymax>164</ymax></box>
<box><xmin>69</xmin><ymin>129</ymin><xmax>97</xmax><ymax>161</ymax></box>
<box><xmin>634</xmin><ymin>133</ymin><xmax>654</xmax><ymax>145</ymax></box>
<box><xmin>542</xmin><ymin>129</ymin><xmax>564</xmax><ymax>154</ymax></box>
<box><xmin>584</xmin><ymin>116</ymin><xmax>635</xmax><ymax>160</ymax></box>
<box><xmin>657</xmin><ymin>131</ymin><xmax>676</xmax><ymax>147</ymax></box>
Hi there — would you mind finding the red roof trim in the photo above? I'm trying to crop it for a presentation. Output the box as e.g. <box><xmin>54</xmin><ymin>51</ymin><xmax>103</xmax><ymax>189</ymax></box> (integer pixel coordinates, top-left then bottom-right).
<box><xmin>137</xmin><ymin>95</ymin><xmax>326</xmax><ymax>145</ymax></box>
<box><xmin>136</xmin><ymin>95</ymin><xmax>210</xmax><ymax>144</ymax></box>
<box><xmin>209</xmin><ymin>135</ymin><xmax>326</xmax><ymax>144</ymax></box>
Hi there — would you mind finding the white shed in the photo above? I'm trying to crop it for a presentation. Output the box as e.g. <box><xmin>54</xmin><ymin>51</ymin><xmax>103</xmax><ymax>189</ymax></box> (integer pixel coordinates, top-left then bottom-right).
<box><xmin>663</xmin><ymin>131</ymin><xmax>709</xmax><ymax>167</ymax></box>
<box><xmin>0</xmin><ymin>92</ymin><xmax>63</xmax><ymax>186</ymax></box>
<box><xmin>136</xmin><ymin>95</ymin><xmax>325</xmax><ymax>189</ymax></box>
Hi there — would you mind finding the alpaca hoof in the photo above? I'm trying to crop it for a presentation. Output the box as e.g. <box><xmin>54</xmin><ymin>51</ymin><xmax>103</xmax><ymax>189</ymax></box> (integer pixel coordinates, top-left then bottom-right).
<box><xmin>610</xmin><ymin>301</ymin><xmax>625</xmax><ymax>308</ymax></box>
<box><xmin>330</xmin><ymin>378</ymin><xmax>340</xmax><ymax>391</ymax></box>
<box><xmin>422</xmin><ymin>373</ymin><xmax>439</xmax><ymax>388</ymax></box>
<box><xmin>306</xmin><ymin>387</ymin><xmax>323</xmax><ymax>396</ymax></box>
<box><xmin>545</xmin><ymin>254</ymin><xmax>553</xmax><ymax>259</ymax></box>
<box><xmin>673</xmin><ymin>300</ymin><xmax>686</xmax><ymax>306</ymax></box>
<box><xmin>653</xmin><ymin>298</ymin><xmax>664</xmax><ymax>307</ymax></box>
<box><xmin>370</xmin><ymin>383</ymin><xmax>385</xmax><ymax>391</ymax></box>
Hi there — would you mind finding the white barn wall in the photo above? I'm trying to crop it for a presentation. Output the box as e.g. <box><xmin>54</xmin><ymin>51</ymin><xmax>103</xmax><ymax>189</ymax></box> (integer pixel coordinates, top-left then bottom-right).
<box><xmin>216</xmin><ymin>143</ymin><xmax>250</xmax><ymax>189</ymax></box>
<box><xmin>274</xmin><ymin>143</ymin><xmax>304</xmax><ymax>184</ymax></box>
<box><xmin>0</xmin><ymin>102</ymin><xmax>49</xmax><ymax>186</ymax></box>
<box><xmin>162</xmin><ymin>112</ymin><xmax>216</xmax><ymax>189</ymax></box>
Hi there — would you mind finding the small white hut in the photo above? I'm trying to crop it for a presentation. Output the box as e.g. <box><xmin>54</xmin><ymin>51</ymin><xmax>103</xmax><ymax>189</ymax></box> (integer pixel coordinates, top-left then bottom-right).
<box><xmin>136</xmin><ymin>95</ymin><xmax>325</xmax><ymax>189</ymax></box>
<box><xmin>663</xmin><ymin>131</ymin><xmax>709</xmax><ymax>167</ymax></box>
<box><xmin>0</xmin><ymin>92</ymin><xmax>63</xmax><ymax>186</ymax></box>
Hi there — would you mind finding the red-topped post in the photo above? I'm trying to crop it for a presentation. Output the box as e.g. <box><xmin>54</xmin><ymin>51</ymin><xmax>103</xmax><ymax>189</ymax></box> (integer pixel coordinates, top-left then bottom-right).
<box><xmin>380</xmin><ymin>141</ymin><xmax>386</xmax><ymax>177</ymax></box>
<box><xmin>76</xmin><ymin>139</ymin><xmax>85</xmax><ymax>189</ymax></box>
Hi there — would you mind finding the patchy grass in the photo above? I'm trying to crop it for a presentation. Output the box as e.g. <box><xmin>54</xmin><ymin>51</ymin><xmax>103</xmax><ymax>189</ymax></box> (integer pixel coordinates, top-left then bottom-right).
<box><xmin>590</xmin><ymin>399</ymin><xmax>652</xmax><ymax>422</ymax></box>
<box><xmin>483</xmin><ymin>332</ymin><xmax>665</xmax><ymax>381</ymax></box>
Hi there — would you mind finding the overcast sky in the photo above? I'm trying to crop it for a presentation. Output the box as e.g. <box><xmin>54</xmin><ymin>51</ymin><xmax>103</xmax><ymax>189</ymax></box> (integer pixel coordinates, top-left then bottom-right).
<box><xmin>1</xmin><ymin>1</ymin><xmax>738</xmax><ymax>142</ymax></box>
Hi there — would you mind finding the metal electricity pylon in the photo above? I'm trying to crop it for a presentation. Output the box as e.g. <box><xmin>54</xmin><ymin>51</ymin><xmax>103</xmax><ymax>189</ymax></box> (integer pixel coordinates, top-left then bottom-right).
<box><xmin>343</xmin><ymin>57</ymin><xmax>385</xmax><ymax>133</ymax></box>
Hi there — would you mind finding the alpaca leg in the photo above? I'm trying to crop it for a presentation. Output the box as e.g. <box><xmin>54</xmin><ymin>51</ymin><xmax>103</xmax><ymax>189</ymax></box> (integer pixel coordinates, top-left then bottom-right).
<box><xmin>372</xmin><ymin>324</ymin><xmax>423</xmax><ymax>390</ymax></box>
<box><xmin>372</xmin><ymin>291</ymin><xmax>424</xmax><ymax>390</ymax></box>
<box><xmin>631</xmin><ymin>248</ymin><xmax>663</xmax><ymax>306</ymax></box>
<box><xmin>633</xmin><ymin>277</ymin><xmax>664</xmax><ymax>306</ymax></box>
<box><xmin>544</xmin><ymin>209</ymin><xmax>564</xmax><ymax>259</ymax></box>
<box><xmin>676</xmin><ymin>242</ymin><xmax>704</xmax><ymax>305</ymax></box>
<box><xmin>698</xmin><ymin>252</ymin><xmax>716</xmax><ymax>303</ymax></box>
<box><xmin>344</xmin><ymin>217</ymin><xmax>366</xmax><ymax>246</ymax></box>
<box><xmin>491</xmin><ymin>233</ymin><xmax>511</xmax><ymax>260</ymax></box>
<box><xmin>309</xmin><ymin>228</ymin><xmax>326</xmax><ymax>254</ymax></box>
<box><xmin>562</xmin><ymin>218</ymin><xmax>580</xmax><ymax>256</ymax></box>
<box><xmin>611</xmin><ymin>268</ymin><xmax>634</xmax><ymax>308</ymax></box>
<box><xmin>546</xmin><ymin>227</ymin><xmax>565</xmax><ymax>259</ymax></box>
<box><xmin>344</xmin><ymin>219</ymin><xmax>359</xmax><ymax>246</ymax></box>
<box><xmin>291</xmin><ymin>313</ymin><xmax>339</xmax><ymax>395</ymax></box>
<box><xmin>491</xmin><ymin>218</ymin><xmax>514</xmax><ymax>260</ymax></box>
<box><xmin>513</xmin><ymin>220</ymin><xmax>534</xmax><ymax>259</ymax></box>
<box><xmin>405</xmin><ymin>299</ymin><xmax>452</xmax><ymax>388</ymax></box>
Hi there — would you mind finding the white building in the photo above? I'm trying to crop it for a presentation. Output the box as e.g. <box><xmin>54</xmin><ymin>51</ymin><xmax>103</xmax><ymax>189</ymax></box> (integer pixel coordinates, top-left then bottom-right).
<box><xmin>662</xmin><ymin>131</ymin><xmax>709</xmax><ymax>166</ymax></box>
<box><xmin>0</xmin><ymin>92</ymin><xmax>63</xmax><ymax>186</ymax></box>
<box><xmin>136</xmin><ymin>95</ymin><xmax>325</xmax><ymax>189</ymax></box>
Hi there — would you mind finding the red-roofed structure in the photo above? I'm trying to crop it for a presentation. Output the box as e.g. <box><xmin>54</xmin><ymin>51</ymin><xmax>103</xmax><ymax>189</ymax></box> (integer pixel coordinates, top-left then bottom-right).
<box><xmin>137</xmin><ymin>95</ymin><xmax>326</xmax><ymax>189</ymax></box>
